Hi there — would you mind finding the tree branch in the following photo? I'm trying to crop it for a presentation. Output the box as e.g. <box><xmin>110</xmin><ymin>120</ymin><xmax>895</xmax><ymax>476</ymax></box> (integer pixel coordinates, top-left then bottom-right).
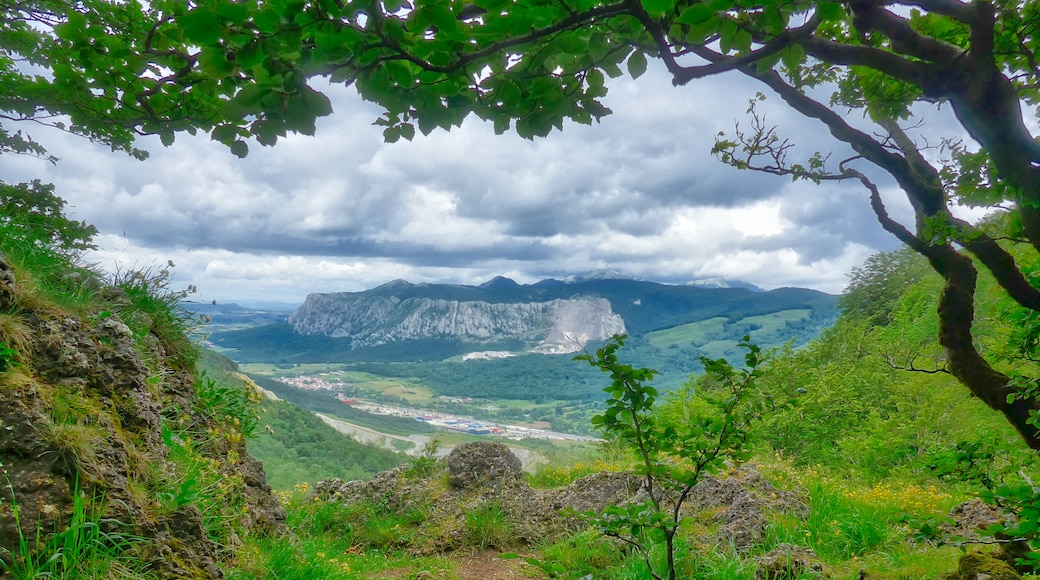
<box><xmin>848</xmin><ymin>0</ymin><xmax>966</xmax><ymax>63</ymax></box>
<box><xmin>876</xmin><ymin>0</ymin><xmax>975</xmax><ymax>22</ymax></box>
<box><xmin>798</xmin><ymin>36</ymin><xmax>939</xmax><ymax>92</ymax></box>
<box><xmin>843</xmin><ymin>166</ymin><xmax>1040</xmax><ymax>449</ymax></box>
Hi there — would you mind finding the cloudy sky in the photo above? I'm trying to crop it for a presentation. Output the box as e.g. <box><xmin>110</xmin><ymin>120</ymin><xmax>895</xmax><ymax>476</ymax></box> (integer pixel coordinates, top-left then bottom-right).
<box><xmin>2</xmin><ymin>63</ymin><xmax>975</xmax><ymax>305</ymax></box>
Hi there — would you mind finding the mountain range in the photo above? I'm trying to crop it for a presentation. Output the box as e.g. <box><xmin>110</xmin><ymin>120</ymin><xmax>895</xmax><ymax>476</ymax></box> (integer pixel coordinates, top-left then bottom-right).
<box><xmin>206</xmin><ymin>275</ymin><xmax>839</xmax><ymax>370</ymax></box>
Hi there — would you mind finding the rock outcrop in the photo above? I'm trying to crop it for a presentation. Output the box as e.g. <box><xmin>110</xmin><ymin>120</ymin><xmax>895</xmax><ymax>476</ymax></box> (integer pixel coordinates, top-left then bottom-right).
<box><xmin>0</xmin><ymin>256</ymin><xmax>284</xmax><ymax>578</ymax></box>
<box><xmin>311</xmin><ymin>443</ymin><xmax>643</xmax><ymax>550</ymax></box>
<box><xmin>309</xmin><ymin>442</ymin><xmax>808</xmax><ymax>561</ymax></box>
<box><xmin>446</xmin><ymin>441</ymin><xmax>524</xmax><ymax>489</ymax></box>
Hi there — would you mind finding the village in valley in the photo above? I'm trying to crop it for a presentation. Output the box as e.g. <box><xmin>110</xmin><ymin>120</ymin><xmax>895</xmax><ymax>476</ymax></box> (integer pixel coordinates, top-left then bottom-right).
<box><xmin>272</xmin><ymin>371</ymin><xmax>599</xmax><ymax>442</ymax></box>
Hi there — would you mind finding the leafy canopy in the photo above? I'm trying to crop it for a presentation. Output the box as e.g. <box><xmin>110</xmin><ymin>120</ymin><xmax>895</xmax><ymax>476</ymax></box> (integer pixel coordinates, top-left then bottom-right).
<box><xmin>7</xmin><ymin>0</ymin><xmax>1040</xmax><ymax>452</ymax></box>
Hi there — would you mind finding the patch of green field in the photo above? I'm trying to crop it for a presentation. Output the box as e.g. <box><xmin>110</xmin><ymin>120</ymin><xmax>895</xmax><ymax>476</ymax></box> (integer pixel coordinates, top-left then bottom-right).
<box><xmin>239</xmin><ymin>362</ymin><xmax>350</xmax><ymax>376</ymax></box>
<box><xmin>490</xmin><ymin>399</ymin><xmax>540</xmax><ymax>410</ymax></box>
<box><xmin>743</xmin><ymin>309</ymin><xmax>812</xmax><ymax>335</ymax></box>
<box><xmin>698</xmin><ymin>340</ymin><xmax>743</xmax><ymax>360</ymax></box>
<box><xmin>647</xmin><ymin>309</ymin><xmax>814</xmax><ymax>352</ymax></box>
<box><xmin>647</xmin><ymin>317</ymin><xmax>728</xmax><ymax>348</ymax></box>
<box><xmin>391</xmin><ymin>439</ymin><xmax>417</xmax><ymax>452</ymax></box>
<box><xmin>360</xmin><ymin>379</ymin><xmax>434</xmax><ymax>402</ymax></box>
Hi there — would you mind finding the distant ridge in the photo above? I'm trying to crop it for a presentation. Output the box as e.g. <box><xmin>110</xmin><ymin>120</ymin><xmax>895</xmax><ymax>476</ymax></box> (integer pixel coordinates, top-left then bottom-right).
<box><xmin>685</xmin><ymin>277</ymin><xmax>764</xmax><ymax>292</ymax></box>
<box><xmin>278</xmin><ymin>275</ymin><xmax>835</xmax><ymax>347</ymax></box>
<box><xmin>208</xmin><ymin>274</ymin><xmax>840</xmax><ymax>389</ymax></box>
<box><xmin>562</xmin><ymin>269</ymin><xmax>641</xmax><ymax>283</ymax></box>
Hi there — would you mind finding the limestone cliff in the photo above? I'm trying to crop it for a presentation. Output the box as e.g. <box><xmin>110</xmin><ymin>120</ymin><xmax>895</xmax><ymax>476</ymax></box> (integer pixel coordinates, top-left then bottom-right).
<box><xmin>288</xmin><ymin>294</ymin><xmax>626</xmax><ymax>351</ymax></box>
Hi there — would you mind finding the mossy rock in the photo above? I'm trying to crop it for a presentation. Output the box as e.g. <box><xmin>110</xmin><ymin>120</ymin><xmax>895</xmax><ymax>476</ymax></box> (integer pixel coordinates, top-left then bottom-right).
<box><xmin>944</xmin><ymin>551</ymin><xmax>1023</xmax><ymax>580</ymax></box>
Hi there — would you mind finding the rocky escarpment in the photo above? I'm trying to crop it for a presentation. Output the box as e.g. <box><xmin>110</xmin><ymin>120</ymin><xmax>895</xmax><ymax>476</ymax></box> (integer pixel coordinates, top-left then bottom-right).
<box><xmin>288</xmin><ymin>293</ymin><xmax>625</xmax><ymax>351</ymax></box>
<box><xmin>0</xmin><ymin>257</ymin><xmax>284</xmax><ymax>578</ymax></box>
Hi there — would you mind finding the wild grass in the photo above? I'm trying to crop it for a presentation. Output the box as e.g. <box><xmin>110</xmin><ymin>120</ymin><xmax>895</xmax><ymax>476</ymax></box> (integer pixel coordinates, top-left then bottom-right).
<box><xmin>227</xmin><ymin>483</ymin><xmax>449</xmax><ymax>580</ymax></box>
<box><xmin>0</xmin><ymin>479</ymin><xmax>153</xmax><ymax>580</ymax></box>
<box><xmin>756</xmin><ymin>471</ymin><xmax>963</xmax><ymax>578</ymax></box>
<box><xmin>158</xmin><ymin>425</ymin><xmax>248</xmax><ymax>546</ymax></box>
<box><xmin>528</xmin><ymin>457</ymin><xmax>624</xmax><ymax>488</ymax></box>
<box><xmin>532</xmin><ymin>530</ymin><xmax>625</xmax><ymax>577</ymax></box>
<box><xmin>0</xmin><ymin>312</ymin><xmax>31</xmax><ymax>357</ymax></box>
<box><xmin>0</xmin><ymin>217</ymin><xmax>104</xmax><ymax>318</ymax></box>
<box><xmin>110</xmin><ymin>262</ymin><xmax>200</xmax><ymax>370</ymax></box>
<box><xmin>194</xmin><ymin>372</ymin><xmax>261</xmax><ymax>439</ymax></box>
<box><xmin>464</xmin><ymin>502</ymin><xmax>514</xmax><ymax>550</ymax></box>
<box><xmin>219</xmin><ymin>449</ymin><xmax>977</xmax><ymax>580</ymax></box>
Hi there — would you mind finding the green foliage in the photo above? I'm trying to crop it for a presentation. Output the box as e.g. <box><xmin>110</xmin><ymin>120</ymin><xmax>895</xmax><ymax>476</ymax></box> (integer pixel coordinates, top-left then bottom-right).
<box><xmin>228</xmin><ymin>486</ymin><xmax>450</xmax><ymax>580</ymax></box>
<box><xmin>840</xmin><ymin>248</ymin><xmax>933</xmax><ymax>326</ymax></box>
<box><xmin>0</xmin><ymin>342</ymin><xmax>16</xmax><ymax>373</ymax></box>
<box><xmin>13</xmin><ymin>0</ymin><xmax>1024</xmax><ymax>162</ymax></box>
<box><xmin>194</xmin><ymin>372</ymin><xmax>260</xmax><ymax>439</ymax></box>
<box><xmin>158</xmin><ymin>426</ymin><xmax>248</xmax><ymax>544</ymax></box>
<box><xmin>982</xmin><ymin>479</ymin><xmax>1040</xmax><ymax>571</ymax></box>
<box><xmin>405</xmin><ymin>436</ymin><xmax>443</xmax><ymax>479</ymax></box>
<box><xmin>929</xmin><ymin>438</ymin><xmax>1022</xmax><ymax>493</ymax></box>
<box><xmin>529</xmin><ymin>456</ymin><xmax>625</xmax><ymax>488</ymax></box>
<box><xmin>0</xmin><ymin>200</ymin><xmax>101</xmax><ymax>314</ymax></box>
<box><xmin>246</xmin><ymin>395</ymin><xmax>406</xmax><ymax>491</ymax></box>
<box><xmin>0</xmin><ymin>180</ymin><xmax>98</xmax><ymax>253</ymax></box>
<box><xmin>576</xmin><ymin>334</ymin><xmax>773</xmax><ymax>580</ymax></box>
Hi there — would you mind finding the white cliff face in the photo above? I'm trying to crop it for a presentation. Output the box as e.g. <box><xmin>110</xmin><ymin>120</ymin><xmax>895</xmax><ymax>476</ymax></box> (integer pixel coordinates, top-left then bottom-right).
<box><xmin>287</xmin><ymin>294</ymin><xmax>626</xmax><ymax>349</ymax></box>
<box><xmin>539</xmin><ymin>298</ymin><xmax>627</xmax><ymax>353</ymax></box>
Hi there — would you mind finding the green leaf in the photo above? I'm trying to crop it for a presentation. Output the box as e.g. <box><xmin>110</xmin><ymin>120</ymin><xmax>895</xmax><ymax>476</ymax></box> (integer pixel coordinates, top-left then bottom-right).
<box><xmin>678</xmin><ymin>4</ymin><xmax>715</xmax><ymax>25</ymax></box>
<box><xmin>211</xmin><ymin>124</ymin><xmax>239</xmax><ymax>145</ymax></box>
<box><xmin>586</xmin><ymin>68</ymin><xmax>605</xmax><ymax>90</ymax></box>
<box><xmin>816</xmin><ymin>1</ymin><xmax>845</xmax><ymax>22</ymax></box>
<box><xmin>733</xmin><ymin>29</ymin><xmax>753</xmax><ymax>53</ymax></box>
<box><xmin>216</xmin><ymin>2</ymin><xmax>249</xmax><ymax>24</ymax></box>
<box><xmin>230</xmin><ymin>140</ymin><xmax>249</xmax><ymax>158</ymax></box>
<box><xmin>589</xmin><ymin>34</ymin><xmax>611</xmax><ymax>61</ymax></box>
<box><xmin>300</xmin><ymin>86</ymin><xmax>334</xmax><ymax>118</ymax></box>
<box><xmin>780</xmin><ymin>44</ymin><xmax>805</xmax><ymax>71</ymax></box>
<box><xmin>178</xmin><ymin>10</ymin><xmax>223</xmax><ymax>45</ymax></box>
<box><xmin>641</xmin><ymin>0</ymin><xmax>675</xmax><ymax>15</ymax></box>
<box><xmin>756</xmin><ymin>50</ymin><xmax>782</xmax><ymax>73</ymax></box>
<box><xmin>253</xmin><ymin>9</ymin><xmax>283</xmax><ymax>34</ymax></box>
<box><xmin>718</xmin><ymin>18</ymin><xmax>738</xmax><ymax>53</ymax></box>
<box><xmin>627</xmin><ymin>51</ymin><xmax>648</xmax><ymax>79</ymax></box>
<box><xmin>54</xmin><ymin>11</ymin><xmax>88</xmax><ymax>43</ymax></box>
<box><xmin>199</xmin><ymin>48</ymin><xmax>235</xmax><ymax>78</ymax></box>
<box><xmin>385</xmin><ymin>61</ymin><xmax>415</xmax><ymax>87</ymax></box>
<box><xmin>399</xmin><ymin>123</ymin><xmax>416</xmax><ymax>141</ymax></box>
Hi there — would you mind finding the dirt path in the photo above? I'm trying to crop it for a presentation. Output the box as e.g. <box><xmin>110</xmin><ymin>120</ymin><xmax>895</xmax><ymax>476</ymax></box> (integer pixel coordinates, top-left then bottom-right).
<box><xmin>450</xmin><ymin>551</ymin><xmax>535</xmax><ymax>580</ymax></box>
<box><xmin>377</xmin><ymin>551</ymin><xmax>538</xmax><ymax>580</ymax></box>
<box><xmin>316</xmin><ymin>413</ymin><xmax>430</xmax><ymax>455</ymax></box>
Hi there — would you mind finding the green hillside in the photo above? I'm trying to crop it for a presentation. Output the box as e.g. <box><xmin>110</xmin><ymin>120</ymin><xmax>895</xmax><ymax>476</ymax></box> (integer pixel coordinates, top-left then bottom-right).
<box><xmin>197</xmin><ymin>350</ymin><xmax>408</xmax><ymax>490</ymax></box>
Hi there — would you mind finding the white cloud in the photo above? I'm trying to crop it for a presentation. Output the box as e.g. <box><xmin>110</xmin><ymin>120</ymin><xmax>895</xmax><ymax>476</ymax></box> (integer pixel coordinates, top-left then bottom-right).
<box><xmin>0</xmin><ymin>65</ymin><xmax>938</xmax><ymax>303</ymax></box>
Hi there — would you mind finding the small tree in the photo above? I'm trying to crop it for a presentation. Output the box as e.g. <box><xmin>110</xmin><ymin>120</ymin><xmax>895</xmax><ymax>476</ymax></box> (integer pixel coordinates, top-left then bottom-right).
<box><xmin>576</xmin><ymin>334</ymin><xmax>773</xmax><ymax>580</ymax></box>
